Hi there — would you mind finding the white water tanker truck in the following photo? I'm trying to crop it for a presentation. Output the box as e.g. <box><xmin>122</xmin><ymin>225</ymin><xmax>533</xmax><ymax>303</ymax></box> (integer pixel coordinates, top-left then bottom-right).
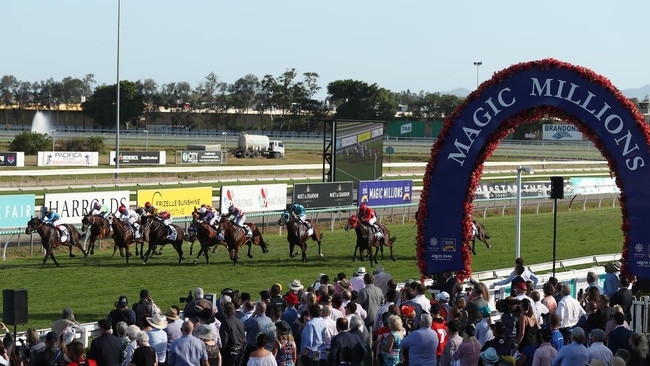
<box><xmin>233</xmin><ymin>132</ymin><xmax>285</xmax><ymax>158</ymax></box>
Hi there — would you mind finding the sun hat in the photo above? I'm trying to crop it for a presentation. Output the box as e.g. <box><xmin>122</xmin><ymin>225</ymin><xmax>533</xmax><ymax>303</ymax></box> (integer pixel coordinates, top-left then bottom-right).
<box><xmin>196</xmin><ymin>324</ymin><xmax>217</xmax><ymax>340</ymax></box>
<box><xmin>145</xmin><ymin>312</ymin><xmax>168</xmax><ymax>330</ymax></box>
<box><xmin>164</xmin><ymin>307</ymin><xmax>179</xmax><ymax>320</ymax></box>
<box><xmin>283</xmin><ymin>291</ymin><xmax>300</xmax><ymax>305</ymax></box>
<box><xmin>290</xmin><ymin>279</ymin><xmax>303</xmax><ymax>291</ymax></box>
<box><xmin>604</xmin><ymin>261</ymin><xmax>621</xmax><ymax>272</ymax></box>
<box><xmin>480</xmin><ymin>347</ymin><xmax>499</xmax><ymax>363</ymax></box>
<box><xmin>339</xmin><ymin>279</ymin><xmax>351</xmax><ymax>289</ymax></box>
<box><xmin>356</xmin><ymin>267</ymin><xmax>367</xmax><ymax>276</ymax></box>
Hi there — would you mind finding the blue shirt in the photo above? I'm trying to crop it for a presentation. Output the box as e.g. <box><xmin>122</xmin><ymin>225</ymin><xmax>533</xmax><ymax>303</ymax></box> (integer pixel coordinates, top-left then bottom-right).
<box><xmin>551</xmin><ymin>329</ymin><xmax>564</xmax><ymax>351</ymax></box>
<box><xmin>401</xmin><ymin>327</ymin><xmax>439</xmax><ymax>365</ymax></box>
<box><xmin>244</xmin><ymin>314</ymin><xmax>271</xmax><ymax>347</ymax></box>
<box><xmin>603</xmin><ymin>272</ymin><xmax>619</xmax><ymax>297</ymax></box>
<box><xmin>301</xmin><ymin>317</ymin><xmax>327</xmax><ymax>360</ymax></box>
<box><xmin>552</xmin><ymin>341</ymin><xmax>589</xmax><ymax>366</ymax></box>
<box><xmin>42</xmin><ymin>211</ymin><xmax>60</xmax><ymax>222</ymax></box>
<box><xmin>168</xmin><ymin>334</ymin><xmax>208</xmax><ymax>366</ymax></box>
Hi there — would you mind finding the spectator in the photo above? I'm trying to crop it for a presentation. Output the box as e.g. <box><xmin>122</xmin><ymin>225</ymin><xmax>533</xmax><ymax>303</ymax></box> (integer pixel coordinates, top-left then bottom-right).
<box><xmin>552</xmin><ymin>326</ymin><xmax>589</xmax><ymax>366</ymax></box>
<box><xmin>430</xmin><ymin>302</ymin><xmax>448</xmax><ymax>358</ymax></box>
<box><xmin>479</xmin><ymin>347</ymin><xmax>500</xmax><ymax>366</ymax></box>
<box><xmin>25</xmin><ymin>328</ymin><xmax>46</xmax><ymax>360</ymax></box>
<box><xmin>531</xmin><ymin>328</ymin><xmax>557</xmax><ymax>366</ymax></box>
<box><xmin>272</xmin><ymin>321</ymin><xmax>296</xmax><ymax>366</ymax></box>
<box><xmin>183</xmin><ymin>288</ymin><xmax>213</xmax><ymax>317</ymax></box>
<box><xmin>373</xmin><ymin>265</ymin><xmax>392</xmax><ymax>295</ymax></box>
<box><xmin>88</xmin><ymin>319</ymin><xmax>124</xmax><ymax>366</ymax></box>
<box><xmin>412</xmin><ymin>282</ymin><xmax>431</xmax><ymax>316</ymax></box>
<box><xmin>246</xmin><ymin>333</ymin><xmax>276</xmax><ymax>366</ymax></box>
<box><xmin>350</xmin><ymin>268</ymin><xmax>366</xmax><ymax>292</ymax></box>
<box><xmin>300</xmin><ymin>305</ymin><xmax>327</xmax><ymax>366</ymax></box>
<box><xmin>348</xmin><ymin>315</ymin><xmax>371</xmax><ymax>365</ymax></box>
<box><xmin>607</xmin><ymin>312</ymin><xmax>633</xmax><ymax>354</ymax></box>
<box><xmin>531</xmin><ymin>291</ymin><xmax>549</xmax><ymax>325</ymax></box>
<box><xmin>440</xmin><ymin>320</ymin><xmax>462</xmax><ymax>366</ymax></box>
<box><xmin>610</xmin><ymin>277</ymin><xmax>633</xmax><ymax>323</ymax></box>
<box><xmin>243</xmin><ymin>302</ymin><xmax>271</xmax><ymax>365</ymax></box>
<box><xmin>66</xmin><ymin>340</ymin><xmax>97</xmax><ymax>366</ymax></box>
<box><xmin>281</xmin><ymin>292</ymin><xmax>301</xmax><ymax>343</ymax></box>
<box><xmin>541</xmin><ymin>283</ymin><xmax>558</xmax><ymax>314</ymax></box>
<box><xmin>327</xmin><ymin>317</ymin><xmax>366</xmax><ymax>366</ymax></box>
<box><xmin>129</xmin><ymin>331</ymin><xmax>157</xmax><ymax>366</ymax></box>
<box><xmin>269</xmin><ymin>284</ymin><xmax>286</xmax><ymax>312</ymax></box>
<box><xmin>494</xmin><ymin>258</ymin><xmax>539</xmax><ymax>296</ymax></box>
<box><xmin>614</xmin><ymin>349</ymin><xmax>630</xmax><ymax>364</ymax></box>
<box><xmin>605</xmin><ymin>305</ymin><xmax>629</xmax><ymax>338</ymax></box>
<box><xmin>320</xmin><ymin>306</ymin><xmax>338</xmax><ymax>356</ymax></box>
<box><xmin>108</xmin><ymin>296</ymin><xmax>136</xmax><ymax>335</ymax></box>
<box><xmin>481</xmin><ymin>321</ymin><xmax>512</xmax><ymax>358</ymax></box>
<box><xmin>168</xmin><ymin>321</ymin><xmax>208</xmax><ymax>366</ymax></box>
<box><xmin>133</xmin><ymin>290</ymin><xmax>157</xmax><ymax>329</ymax></box>
<box><xmin>378</xmin><ymin>315</ymin><xmax>403</xmax><ymax>366</ymax></box>
<box><xmin>517</xmin><ymin>299</ymin><xmax>540</xmax><ymax>352</ymax></box>
<box><xmin>33</xmin><ymin>331</ymin><xmax>65</xmax><ymax>366</ymax></box>
<box><xmin>628</xmin><ymin>332</ymin><xmax>649</xmax><ymax>366</ymax></box>
<box><xmin>602</xmin><ymin>262</ymin><xmax>621</xmax><ymax>298</ymax></box>
<box><xmin>435</xmin><ymin>291</ymin><xmax>452</xmax><ymax>323</ymax></box>
<box><xmin>357</xmin><ymin>273</ymin><xmax>384</xmax><ymax>334</ymax></box>
<box><xmin>556</xmin><ymin>284</ymin><xmax>585</xmax><ymax>329</ymax></box>
<box><xmin>587</xmin><ymin>328</ymin><xmax>612</xmax><ymax>366</ymax></box>
<box><xmin>163</xmin><ymin>307</ymin><xmax>183</xmax><ymax>350</ymax></box>
<box><xmin>547</xmin><ymin>313</ymin><xmax>564</xmax><ymax>352</ymax></box>
<box><xmin>517</xmin><ymin>327</ymin><xmax>541</xmax><ymax>366</ymax></box>
<box><xmin>122</xmin><ymin>325</ymin><xmax>140</xmax><ymax>366</ymax></box>
<box><xmin>586</xmin><ymin>272</ymin><xmax>604</xmax><ymax>294</ymax></box>
<box><xmin>402</xmin><ymin>314</ymin><xmax>439</xmax><ymax>365</ymax></box>
<box><xmin>441</xmin><ymin>271</ymin><xmax>457</xmax><ymax>297</ymax></box>
<box><xmin>611</xmin><ymin>355</ymin><xmax>626</xmax><ymax>366</ymax></box>
<box><xmin>51</xmin><ymin>307</ymin><xmax>84</xmax><ymax>338</ymax></box>
<box><xmin>475</xmin><ymin>307</ymin><xmax>493</xmax><ymax>347</ymax></box>
<box><xmin>115</xmin><ymin>322</ymin><xmax>130</xmax><ymax>361</ymax></box>
<box><xmin>219</xmin><ymin>302</ymin><xmax>246</xmax><ymax>366</ymax></box>
<box><xmin>197</xmin><ymin>324</ymin><xmax>222</xmax><ymax>366</ymax></box>
<box><xmin>142</xmin><ymin>313</ymin><xmax>168</xmax><ymax>366</ymax></box>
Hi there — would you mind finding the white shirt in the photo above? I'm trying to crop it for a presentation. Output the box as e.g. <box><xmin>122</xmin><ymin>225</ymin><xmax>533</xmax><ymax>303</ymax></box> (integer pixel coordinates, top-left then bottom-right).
<box><xmin>557</xmin><ymin>295</ymin><xmax>586</xmax><ymax>328</ymax></box>
<box><xmin>414</xmin><ymin>294</ymin><xmax>431</xmax><ymax>314</ymax></box>
<box><xmin>494</xmin><ymin>267</ymin><xmax>539</xmax><ymax>287</ymax></box>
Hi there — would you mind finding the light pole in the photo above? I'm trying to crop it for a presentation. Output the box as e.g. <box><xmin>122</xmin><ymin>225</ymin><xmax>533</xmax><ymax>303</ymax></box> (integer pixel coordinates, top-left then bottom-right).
<box><xmin>144</xmin><ymin>130</ymin><xmax>149</xmax><ymax>151</ymax></box>
<box><xmin>473</xmin><ymin>61</ymin><xmax>482</xmax><ymax>88</ymax></box>
<box><xmin>516</xmin><ymin>165</ymin><xmax>534</xmax><ymax>259</ymax></box>
<box><xmin>50</xmin><ymin>129</ymin><xmax>56</xmax><ymax>151</ymax></box>
<box><xmin>115</xmin><ymin>0</ymin><xmax>121</xmax><ymax>178</ymax></box>
<box><xmin>222</xmin><ymin>131</ymin><xmax>227</xmax><ymax>150</ymax></box>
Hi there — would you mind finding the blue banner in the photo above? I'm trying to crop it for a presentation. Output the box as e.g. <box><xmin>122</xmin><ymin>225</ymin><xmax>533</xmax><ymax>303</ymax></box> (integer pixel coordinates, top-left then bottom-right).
<box><xmin>422</xmin><ymin>61</ymin><xmax>650</xmax><ymax>277</ymax></box>
<box><xmin>358</xmin><ymin>180</ymin><xmax>412</xmax><ymax>206</ymax></box>
<box><xmin>0</xmin><ymin>195</ymin><xmax>35</xmax><ymax>229</ymax></box>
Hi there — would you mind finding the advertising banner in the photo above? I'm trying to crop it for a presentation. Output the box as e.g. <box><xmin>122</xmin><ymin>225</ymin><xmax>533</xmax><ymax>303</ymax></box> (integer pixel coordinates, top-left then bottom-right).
<box><xmin>570</xmin><ymin>177</ymin><xmax>619</xmax><ymax>194</ymax></box>
<box><xmin>0</xmin><ymin>194</ymin><xmax>35</xmax><ymax>229</ymax></box>
<box><xmin>43</xmin><ymin>191</ymin><xmax>130</xmax><ymax>224</ymax></box>
<box><xmin>37</xmin><ymin>151</ymin><xmax>99</xmax><ymax>166</ymax></box>
<box><xmin>542</xmin><ymin>124</ymin><xmax>584</xmax><ymax>140</ymax></box>
<box><xmin>292</xmin><ymin>182</ymin><xmax>353</xmax><ymax>208</ymax></box>
<box><xmin>137</xmin><ymin>187</ymin><xmax>213</xmax><ymax>217</ymax></box>
<box><xmin>179</xmin><ymin>151</ymin><xmax>223</xmax><ymax>164</ymax></box>
<box><xmin>109</xmin><ymin>151</ymin><xmax>166</xmax><ymax>165</ymax></box>
<box><xmin>358</xmin><ymin>180</ymin><xmax>412</xmax><ymax>206</ymax></box>
<box><xmin>0</xmin><ymin>152</ymin><xmax>24</xmax><ymax>167</ymax></box>
<box><xmin>220</xmin><ymin>184</ymin><xmax>287</xmax><ymax>213</ymax></box>
<box><xmin>474</xmin><ymin>181</ymin><xmax>553</xmax><ymax>199</ymax></box>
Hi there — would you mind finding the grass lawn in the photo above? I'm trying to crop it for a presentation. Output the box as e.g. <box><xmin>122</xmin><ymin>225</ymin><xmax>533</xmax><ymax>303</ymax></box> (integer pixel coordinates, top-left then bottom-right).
<box><xmin>2</xmin><ymin>205</ymin><xmax>623</xmax><ymax>331</ymax></box>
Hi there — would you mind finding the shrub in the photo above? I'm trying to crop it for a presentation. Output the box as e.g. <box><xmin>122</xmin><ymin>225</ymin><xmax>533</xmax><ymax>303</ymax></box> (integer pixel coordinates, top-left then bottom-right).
<box><xmin>9</xmin><ymin>132</ymin><xmax>51</xmax><ymax>154</ymax></box>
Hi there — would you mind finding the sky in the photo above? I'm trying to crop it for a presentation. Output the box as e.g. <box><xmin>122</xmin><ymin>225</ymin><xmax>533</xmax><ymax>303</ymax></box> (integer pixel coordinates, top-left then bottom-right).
<box><xmin>3</xmin><ymin>1</ymin><xmax>650</xmax><ymax>100</ymax></box>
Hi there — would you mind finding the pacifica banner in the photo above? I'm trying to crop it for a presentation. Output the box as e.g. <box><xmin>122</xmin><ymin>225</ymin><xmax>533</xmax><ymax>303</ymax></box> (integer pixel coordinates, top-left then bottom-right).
<box><xmin>37</xmin><ymin>151</ymin><xmax>99</xmax><ymax>166</ymax></box>
<box><xmin>43</xmin><ymin>191</ymin><xmax>130</xmax><ymax>224</ymax></box>
<box><xmin>0</xmin><ymin>194</ymin><xmax>35</xmax><ymax>229</ymax></box>
<box><xmin>109</xmin><ymin>151</ymin><xmax>166</xmax><ymax>165</ymax></box>
<box><xmin>220</xmin><ymin>184</ymin><xmax>287</xmax><ymax>214</ymax></box>
<box><xmin>0</xmin><ymin>152</ymin><xmax>25</xmax><ymax>167</ymax></box>
<box><xmin>136</xmin><ymin>187</ymin><xmax>213</xmax><ymax>217</ymax></box>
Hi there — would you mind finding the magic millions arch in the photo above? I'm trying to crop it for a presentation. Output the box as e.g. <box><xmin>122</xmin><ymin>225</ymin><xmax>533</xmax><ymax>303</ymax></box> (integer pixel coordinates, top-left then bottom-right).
<box><xmin>417</xmin><ymin>59</ymin><xmax>650</xmax><ymax>280</ymax></box>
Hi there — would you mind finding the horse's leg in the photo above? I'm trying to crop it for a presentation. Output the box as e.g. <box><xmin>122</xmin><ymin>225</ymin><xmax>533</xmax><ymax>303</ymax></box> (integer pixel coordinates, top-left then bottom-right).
<box><xmin>483</xmin><ymin>237</ymin><xmax>492</xmax><ymax>249</ymax></box>
<box><xmin>371</xmin><ymin>245</ymin><xmax>378</xmax><ymax>266</ymax></box>
<box><xmin>317</xmin><ymin>238</ymin><xmax>323</xmax><ymax>257</ymax></box>
<box><xmin>68</xmin><ymin>244</ymin><xmax>76</xmax><ymax>258</ymax></box>
<box><xmin>471</xmin><ymin>238</ymin><xmax>477</xmax><ymax>255</ymax></box>
<box><xmin>175</xmin><ymin>240</ymin><xmax>184</xmax><ymax>264</ymax></box>
<box><xmin>246</xmin><ymin>241</ymin><xmax>253</xmax><ymax>259</ymax></box>
<box><xmin>352</xmin><ymin>244</ymin><xmax>358</xmax><ymax>262</ymax></box>
<box><xmin>289</xmin><ymin>242</ymin><xmax>296</xmax><ymax>258</ymax></box>
<box><xmin>301</xmin><ymin>242</ymin><xmax>307</xmax><ymax>263</ymax></box>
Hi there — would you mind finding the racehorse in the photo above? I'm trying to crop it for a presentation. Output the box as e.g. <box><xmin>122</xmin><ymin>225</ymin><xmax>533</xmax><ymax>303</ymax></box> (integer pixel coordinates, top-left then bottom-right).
<box><xmin>80</xmin><ymin>214</ymin><xmax>112</xmax><ymax>255</ymax></box>
<box><xmin>111</xmin><ymin>217</ymin><xmax>145</xmax><ymax>263</ymax></box>
<box><xmin>277</xmin><ymin>210</ymin><xmax>323</xmax><ymax>262</ymax></box>
<box><xmin>140</xmin><ymin>215</ymin><xmax>185</xmax><ymax>264</ymax></box>
<box><xmin>471</xmin><ymin>220</ymin><xmax>491</xmax><ymax>255</ymax></box>
<box><xmin>219</xmin><ymin>215</ymin><xmax>267</xmax><ymax>265</ymax></box>
<box><xmin>25</xmin><ymin>217</ymin><xmax>87</xmax><ymax>267</ymax></box>
<box><xmin>344</xmin><ymin>214</ymin><xmax>396</xmax><ymax>267</ymax></box>
<box><xmin>189</xmin><ymin>208</ymin><xmax>227</xmax><ymax>264</ymax></box>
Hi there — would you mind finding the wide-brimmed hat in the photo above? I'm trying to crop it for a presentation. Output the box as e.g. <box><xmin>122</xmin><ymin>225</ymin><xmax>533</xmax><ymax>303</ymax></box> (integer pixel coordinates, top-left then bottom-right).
<box><xmin>164</xmin><ymin>307</ymin><xmax>179</xmax><ymax>320</ymax></box>
<box><xmin>339</xmin><ymin>279</ymin><xmax>351</xmax><ymax>289</ymax></box>
<box><xmin>284</xmin><ymin>291</ymin><xmax>300</xmax><ymax>305</ymax></box>
<box><xmin>289</xmin><ymin>279</ymin><xmax>303</xmax><ymax>291</ymax></box>
<box><xmin>480</xmin><ymin>347</ymin><xmax>499</xmax><ymax>363</ymax></box>
<box><xmin>196</xmin><ymin>324</ymin><xmax>217</xmax><ymax>340</ymax></box>
<box><xmin>604</xmin><ymin>261</ymin><xmax>621</xmax><ymax>272</ymax></box>
<box><xmin>146</xmin><ymin>312</ymin><xmax>168</xmax><ymax>330</ymax></box>
<box><xmin>276</xmin><ymin>320</ymin><xmax>291</xmax><ymax>335</ymax></box>
<box><xmin>356</xmin><ymin>267</ymin><xmax>367</xmax><ymax>276</ymax></box>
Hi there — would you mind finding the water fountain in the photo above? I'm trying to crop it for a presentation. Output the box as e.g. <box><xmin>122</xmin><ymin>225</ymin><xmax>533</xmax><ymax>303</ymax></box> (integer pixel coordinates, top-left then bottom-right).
<box><xmin>31</xmin><ymin>111</ymin><xmax>53</xmax><ymax>135</ymax></box>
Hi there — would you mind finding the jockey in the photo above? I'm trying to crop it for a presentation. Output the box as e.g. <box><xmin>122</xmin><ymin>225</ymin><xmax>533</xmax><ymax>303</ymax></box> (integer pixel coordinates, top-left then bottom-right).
<box><xmin>90</xmin><ymin>201</ymin><xmax>112</xmax><ymax>222</ymax></box>
<box><xmin>290</xmin><ymin>203</ymin><xmax>313</xmax><ymax>235</ymax></box>
<box><xmin>228</xmin><ymin>205</ymin><xmax>252</xmax><ymax>238</ymax></box>
<box><xmin>157</xmin><ymin>210</ymin><xmax>177</xmax><ymax>240</ymax></box>
<box><xmin>198</xmin><ymin>205</ymin><xmax>219</xmax><ymax>227</ymax></box>
<box><xmin>143</xmin><ymin>202</ymin><xmax>159</xmax><ymax>216</ymax></box>
<box><xmin>118</xmin><ymin>205</ymin><xmax>142</xmax><ymax>239</ymax></box>
<box><xmin>358</xmin><ymin>203</ymin><xmax>383</xmax><ymax>238</ymax></box>
<box><xmin>41</xmin><ymin>207</ymin><xmax>69</xmax><ymax>242</ymax></box>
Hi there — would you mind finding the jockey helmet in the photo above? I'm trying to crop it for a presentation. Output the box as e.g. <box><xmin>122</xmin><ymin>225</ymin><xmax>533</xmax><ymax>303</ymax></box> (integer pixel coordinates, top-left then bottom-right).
<box><xmin>228</xmin><ymin>206</ymin><xmax>236</xmax><ymax>214</ymax></box>
<box><xmin>198</xmin><ymin>206</ymin><xmax>207</xmax><ymax>214</ymax></box>
<box><xmin>144</xmin><ymin>202</ymin><xmax>152</xmax><ymax>209</ymax></box>
<box><xmin>160</xmin><ymin>211</ymin><xmax>170</xmax><ymax>219</ymax></box>
<box><xmin>118</xmin><ymin>205</ymin><xmax>127</xmax><ymax>213</ymax></box>
<box><xmin>43</xmin><ymin>206</ymin><xmax>48</xmax><ymax>213</ymax></box>
<box><xmin>94</xmin><ymin>202</ymin><xmax>101</xmax><ymax>210</ymax></box>
<box><xmin>360</xmin><ymin>203</ymin><xmax>368</xmax><ymax>211</ymax></box>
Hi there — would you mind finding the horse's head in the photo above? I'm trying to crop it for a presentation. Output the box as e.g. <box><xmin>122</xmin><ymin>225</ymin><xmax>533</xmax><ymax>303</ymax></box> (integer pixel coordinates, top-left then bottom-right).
<box><xmin>81</xmin><ymin>214</ymin><xmax>91</xmax><ymax>232</ymax></box>
<box><xmin>345</xmin><ymin>215</ymin><xmax>359</xmax><ymax>231</ymax></box>
<box><xmin>25</xmin><ymin>217</ymin><xmax>41</xmax><ymax>234</ymax></box>
<box><xmin>278</xmin><ymin>211</ymin><xmax>290</xmax><ymax>226</ymax></box>
<box><xmin>192</xmin><ymin>207</ymin><xmax>200</xmax><ymax>221</ymax></box>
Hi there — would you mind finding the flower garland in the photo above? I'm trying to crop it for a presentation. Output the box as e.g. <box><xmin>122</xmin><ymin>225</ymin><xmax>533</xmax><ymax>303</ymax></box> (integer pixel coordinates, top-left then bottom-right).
<box><xmin>418</xmin><ymin>58</ymin><xmax>650</xmax><ymax>281</ymax></box>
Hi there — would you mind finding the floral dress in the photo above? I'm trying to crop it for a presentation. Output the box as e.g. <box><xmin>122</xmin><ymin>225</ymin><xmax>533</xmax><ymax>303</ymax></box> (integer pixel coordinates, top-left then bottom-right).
<box><xmin>275</xmin><ymin>339</ymin><xmax>295</xmax><ymax>366</ymax></box>
<box><xmin>380</xmin><ymin>331</ymin><xmax>403</xmax><ymax>366</ymax></box>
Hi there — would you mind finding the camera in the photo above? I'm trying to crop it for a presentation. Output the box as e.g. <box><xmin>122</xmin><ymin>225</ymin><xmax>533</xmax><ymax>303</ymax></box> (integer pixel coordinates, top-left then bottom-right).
<box><xmin>495</xmin><ymin>297</ymin><xmax>521</xmax><ymax>313</ymax></box>
<box><xmin>179</xmin><ymin>290</ymin><xmax>193</xmax><ymax>304</ymax></box>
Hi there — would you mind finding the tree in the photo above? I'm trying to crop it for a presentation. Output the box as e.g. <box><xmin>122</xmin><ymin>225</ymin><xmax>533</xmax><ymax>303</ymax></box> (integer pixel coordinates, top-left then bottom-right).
<box><xmin>327</xmin><ymin>79</ymin><xmax>398</xmax><ymax>120</ymax></box>
<box><xmin>228</xmin><ymin>74</ymin><xmax>260</xmax><ymax>113</ymax></box>
<box><xmin>81</xmin><ymin>80</ymin><xmax>144</xmax><ymax>128</ymax></box>
<box><xmin>9</xmin><ymin>132</ymin><xmax>51</xmax><ymax>154</ymax></box>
